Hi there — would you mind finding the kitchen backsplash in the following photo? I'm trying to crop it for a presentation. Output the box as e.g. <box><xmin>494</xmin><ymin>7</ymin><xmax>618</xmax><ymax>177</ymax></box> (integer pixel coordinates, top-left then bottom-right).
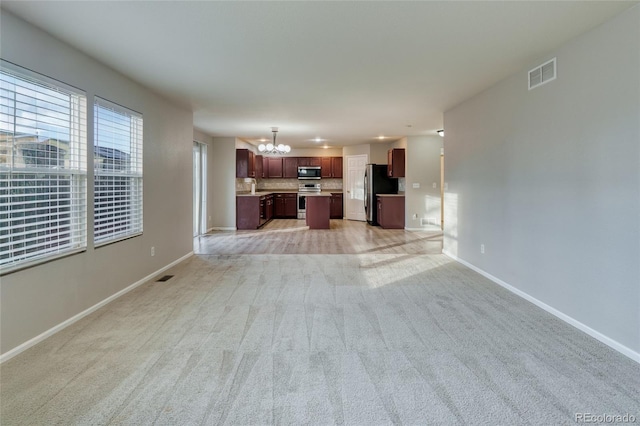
<box><xmin>236</xmin><ymin>178</ymin><xmax>343</xmax><ymax>192</ymax></box>
<box><xmin>398</xmin><ymin>178</ymin><xmax>406</xmax><ymax>192</ymax></box>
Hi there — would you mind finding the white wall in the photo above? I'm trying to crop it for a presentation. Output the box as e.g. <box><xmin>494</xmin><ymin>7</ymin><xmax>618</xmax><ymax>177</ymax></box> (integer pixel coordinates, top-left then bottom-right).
<box><xmin>405</xmin><ymin>136</ymin><xmax>442</xmax><ymax>230</ymax></box>
<box><xmin>0</xmin><ymin>11</ymin><xmax>194</xmax><ymax>356</ymax></box>
<box><xmin>443</xmin><ymin>5</ymin><xmax>640</xmax><ymax>358</ymax></box>
<box><xmin>370</xmin><ymin>142</ymin><xmax>391</xmax><ymax>164</ymax></box>
<box><xmin>211</xmin><ymin>137</ymin><xmax>237</xmax><ymax>229</ymax></box>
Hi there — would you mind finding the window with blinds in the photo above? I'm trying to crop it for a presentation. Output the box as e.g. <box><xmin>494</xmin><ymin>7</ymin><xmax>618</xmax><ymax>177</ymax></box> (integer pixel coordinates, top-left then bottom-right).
<box><xmin>93</xmin><ymin>98</ymin><xmax>143</xmax><ymax>245</ymax></box>
<box><xmin>0</xmin><ymin>62</ymin><xmax>87</xmax><ymax>271</ymax></box>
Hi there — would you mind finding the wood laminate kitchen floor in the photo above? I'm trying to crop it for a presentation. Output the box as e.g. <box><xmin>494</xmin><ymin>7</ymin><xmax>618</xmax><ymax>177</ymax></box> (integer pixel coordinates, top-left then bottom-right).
<box><xmin>195</xmin><ymin>219</ymin><xmax>444</xmax><ymax>255</ymax></box>
<box><xmin>2</xmin><ymin>220</ymin><xmax>638</xmax><ymax>425</ymax></box>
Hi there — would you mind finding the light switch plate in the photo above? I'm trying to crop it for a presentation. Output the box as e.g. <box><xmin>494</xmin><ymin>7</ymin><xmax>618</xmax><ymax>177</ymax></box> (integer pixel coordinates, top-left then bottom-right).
<box><xmin>412</xmin><ymin>183</ymin><xmax>420</xmax><ymax>189</ymax></box>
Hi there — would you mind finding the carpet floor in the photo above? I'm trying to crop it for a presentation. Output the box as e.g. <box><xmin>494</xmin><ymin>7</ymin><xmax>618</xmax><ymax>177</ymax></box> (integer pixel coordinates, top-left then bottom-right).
<box><xmin>1</xmin><ymin>225</ymin><xmax>638</xmax><ymax>425</ymax></box>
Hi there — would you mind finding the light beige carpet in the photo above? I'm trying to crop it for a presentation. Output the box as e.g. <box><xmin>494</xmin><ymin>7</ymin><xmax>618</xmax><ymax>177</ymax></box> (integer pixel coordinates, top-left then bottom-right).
<box><xmin>1</xmin><ymin>252</ymin><xmax>638</xmax><ymax>425</ymax></box>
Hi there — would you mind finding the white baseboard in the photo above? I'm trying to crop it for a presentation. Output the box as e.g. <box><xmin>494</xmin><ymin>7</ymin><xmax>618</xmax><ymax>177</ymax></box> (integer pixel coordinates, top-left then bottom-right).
<box><xmin>404</xmin><ymin>227</ymin><xmax>443</xmax><ymax>232</ymax></box>
<box><xmin>0</xmin><ymin>251</ymin><xmax>194</xmax><ymax>364</ymax></box>
<box><xmin>442</xmin><ymin>250</ymin><xmax>640</xmax><ymax>364</ymax></box>
<box><xmin>207</xmin><ymin>227</ymin><xmax>236</xmax><ymax>232</ymax></box>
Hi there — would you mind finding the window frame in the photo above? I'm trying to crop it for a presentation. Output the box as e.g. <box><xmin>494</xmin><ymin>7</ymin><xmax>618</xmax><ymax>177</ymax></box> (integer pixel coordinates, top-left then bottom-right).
<box><xmin>0</xmin><ymin>60</ymin><xmax>88</xmax><ymax>274</ymax></box>
<box><xmin>93</xmin><ymin>96</ymin><xmax>143</xmax><ymax>247</ymax></box>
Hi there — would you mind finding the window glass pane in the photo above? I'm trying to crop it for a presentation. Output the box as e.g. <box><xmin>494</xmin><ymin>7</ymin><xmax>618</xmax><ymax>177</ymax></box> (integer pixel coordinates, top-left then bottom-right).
<box><xmin>0</xmin><ymin>63</ymin><xmax>87</xmax><ymax>271</ymax></box>
<box><xmin>93</xmin><ymin>98</ymin><xmax>143</xmax><ymax>244</ymax></box>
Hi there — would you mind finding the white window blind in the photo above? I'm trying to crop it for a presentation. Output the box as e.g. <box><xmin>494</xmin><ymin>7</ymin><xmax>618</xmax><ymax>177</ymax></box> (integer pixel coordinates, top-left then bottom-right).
<box><xmin>0</xmin><ymin>62</ymin><xmax>87</xmax><ymax>271</ymax></box>
<box><xmin>93</xmin><ymin>97</ymin><xmax>143</xmax><ymax>245</ymax></box>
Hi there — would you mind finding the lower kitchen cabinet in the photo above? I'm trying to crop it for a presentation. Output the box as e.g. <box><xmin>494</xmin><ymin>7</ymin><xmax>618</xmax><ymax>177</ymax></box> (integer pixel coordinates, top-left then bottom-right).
<box><xmin>237</xmin><ymin>196</ymin><xmax>260</xmax><ymax>229</ymax></box>
<box><xmin>377</xmin><ymin>195</ymin><xmax>405</xmax><ymax>229</ymax></box>
<box><xmin>274</xmin><ymin>193</ymin><xmax>297</xmax><ymax>218</ymax></box>
<box><xmin>330</xmin><ymin>193</ymin><xmax>343</xmax><ymax>219</ymax></box>
<box><xmin>265</xmin><ymin>194</ymin><xmax>274</xmax><ymax>220</ymax></box>
<box><xmin>237</xmin><ymin>195</ymin><xmax>276</xmax><ymax>229</ymax></box>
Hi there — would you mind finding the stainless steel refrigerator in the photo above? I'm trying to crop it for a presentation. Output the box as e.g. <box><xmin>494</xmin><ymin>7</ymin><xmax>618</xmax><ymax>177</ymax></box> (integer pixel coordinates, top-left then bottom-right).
<box><xmin>364</xmin><ymin>164</ymin><xmax>398</xmax><ymax>225</ymax></box>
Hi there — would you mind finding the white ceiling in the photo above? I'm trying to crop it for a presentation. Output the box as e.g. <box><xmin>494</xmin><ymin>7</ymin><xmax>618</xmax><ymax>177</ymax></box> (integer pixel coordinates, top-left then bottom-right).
<box><xmin>2</xmin><ymin>1</ymin><xmax>636</xmax><ymax>148</ymax></box>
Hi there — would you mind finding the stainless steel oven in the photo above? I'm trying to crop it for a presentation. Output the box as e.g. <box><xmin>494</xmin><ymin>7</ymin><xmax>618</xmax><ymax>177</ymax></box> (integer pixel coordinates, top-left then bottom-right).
<box><xmin>297</xmin><ymin>183</ymin><xmax>321</xmax><ymax>219</ymax></box>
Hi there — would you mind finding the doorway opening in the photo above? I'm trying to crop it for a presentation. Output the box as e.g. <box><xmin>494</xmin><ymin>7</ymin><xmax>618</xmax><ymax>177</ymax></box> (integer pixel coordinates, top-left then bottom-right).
<box><xmin>193</xmin><ymin>141</ymin><xmax>207</xmax><ymax>237</ymax></box>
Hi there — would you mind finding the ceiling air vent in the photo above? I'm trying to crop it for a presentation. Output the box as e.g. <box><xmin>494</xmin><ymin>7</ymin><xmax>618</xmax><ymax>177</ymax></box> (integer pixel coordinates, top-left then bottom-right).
<box><xmin>528</xmin><ymin>57</ymin><xmax>556</xmax><ymax>90</ymax></box>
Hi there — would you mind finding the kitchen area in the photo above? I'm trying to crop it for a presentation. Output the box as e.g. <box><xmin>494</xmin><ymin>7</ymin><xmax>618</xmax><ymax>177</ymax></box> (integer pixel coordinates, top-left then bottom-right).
<box><xmin>235</xmin><ymin>148</ymin><xmax>406</xmax><ymax>230</ymax></box>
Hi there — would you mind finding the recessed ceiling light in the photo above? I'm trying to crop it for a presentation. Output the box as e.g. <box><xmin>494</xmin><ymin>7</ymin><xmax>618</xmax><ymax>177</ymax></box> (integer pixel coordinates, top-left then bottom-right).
<box><xmin>377</xmin><ymin>136</ymin><xmax>385</xmax><ymax>140</ymax></box>
<box><xmin>314</xmin><ymin>137</ymin><xmax>323</xmax><ymax>143</ymax></box>
<box><xmin>323</xmin><ymin>145</ymin><xmax>329</xmax><ymax>149</ymax></box>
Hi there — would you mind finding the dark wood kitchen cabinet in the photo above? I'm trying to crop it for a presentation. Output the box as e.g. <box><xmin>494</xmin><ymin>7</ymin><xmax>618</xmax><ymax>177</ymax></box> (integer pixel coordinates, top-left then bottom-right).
<box><xmin>298</xmin><ymin>157</ymin><xmax>321</xmax><ymax>167</ymax></box>
<box><xmin>283</xmin><ymin>157</ymin><xmax>299</xmax><ymax>178</ymax></box>
<box><xmin>236</xmin><ymin>149</ymin><xmax>256</xmax><ymax>178</ymax></box>
<box><xmin>330</xmin><ymin>192</ymin><xmax>343</xmax><ymax>219</ymax></box>
<box><xmin>387</xmin><ymin>148</ymin><xmax>405</xmax><ymax>178</ymax></box>
<box><xmin>265</xmin><ymin>194</ymin><xmax>274</xmax><ymax>220</ymax></box>
<box><xmin>267</xmin><ymin>157</ymin><xmax>283</xmax><ymax>178</ymax></box>
<box><xmin>237</xmin><ymin>196</ymin><xmax>260</xmax><ymax>229</ymax></box>
<box><xmin>237</xmin><ymin>194</ymin><xmax>275</xmax><ymax>229</ymax></box>
<box><xmin>321</xmin><ymin>157</ymin><xmax>342</xmax><ymax>178</ymax></box>
<box><xmin>274</xmin><ymin>193</ymin><xmax>297</xmax><ymax>218</ymax></box>
<box><xmin>255</xmin><ymin>155</ymin><xmax>264</xmax><ymax>178</ymax></box>
<box><xmin>377</xmin><ymin>195</ymin><xmax>405</xmax><ymax>229</ymax></box>
<box><xmin>306</xmin><ymin>195</ymin><xmax>331</xmax><ymax>229</ymax></box>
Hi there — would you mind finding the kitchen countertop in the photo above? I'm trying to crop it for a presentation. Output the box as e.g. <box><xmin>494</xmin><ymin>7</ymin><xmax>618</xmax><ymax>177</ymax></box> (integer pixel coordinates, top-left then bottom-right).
<box><xmin>237</xmin><ymin>189</ymin><xmax>342</xmax><ymax>197</ymax></box>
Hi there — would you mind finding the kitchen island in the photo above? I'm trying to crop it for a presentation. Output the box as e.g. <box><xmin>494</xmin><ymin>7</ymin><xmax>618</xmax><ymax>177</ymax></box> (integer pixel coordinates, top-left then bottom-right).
<box><xmin>305</xmin><ymin>193</ymin><xmax>332</xmax><ymax>229</ymax></box>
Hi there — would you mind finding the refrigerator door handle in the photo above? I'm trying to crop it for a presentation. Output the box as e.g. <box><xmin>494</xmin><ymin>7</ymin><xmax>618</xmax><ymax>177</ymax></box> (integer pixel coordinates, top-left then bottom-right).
<box><xmin>363</xmin><ymin>170</ymin><xmax>368</xmax><ymax>213</ymax></box>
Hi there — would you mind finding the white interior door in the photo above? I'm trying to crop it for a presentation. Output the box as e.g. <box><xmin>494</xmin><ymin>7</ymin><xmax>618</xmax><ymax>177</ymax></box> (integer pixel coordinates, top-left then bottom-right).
<box><xmin>345</xmin><ymin>154</ymin><xmax>368</xmax><ymax>221</ymax></box>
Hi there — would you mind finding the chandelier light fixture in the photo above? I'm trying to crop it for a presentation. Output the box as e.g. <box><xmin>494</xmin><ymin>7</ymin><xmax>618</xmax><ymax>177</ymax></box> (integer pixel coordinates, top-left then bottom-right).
<box><xmin>258</xmin><ymin>127</ymin><xmax>291</xmax><ymax>154</ymax></box>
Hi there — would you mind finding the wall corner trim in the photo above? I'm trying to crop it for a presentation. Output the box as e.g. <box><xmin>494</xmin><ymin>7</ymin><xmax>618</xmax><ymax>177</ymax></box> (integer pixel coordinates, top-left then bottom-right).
<box><xmin>0</xmin><ymin>251</ymin><xmax>194</xmax><ymax>364</ymax></box>
<box><xmin>442</xmin><ymin>250</ymin><xmax>640</xmax><ymax>364</ymax></box>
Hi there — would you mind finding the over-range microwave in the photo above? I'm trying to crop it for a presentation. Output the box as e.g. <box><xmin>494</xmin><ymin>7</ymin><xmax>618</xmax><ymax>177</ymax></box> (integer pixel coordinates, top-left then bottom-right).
<box><xmin>298</xmin><ymin>166</ymin><xmax>321</xmax><ymax>180</ymax></box>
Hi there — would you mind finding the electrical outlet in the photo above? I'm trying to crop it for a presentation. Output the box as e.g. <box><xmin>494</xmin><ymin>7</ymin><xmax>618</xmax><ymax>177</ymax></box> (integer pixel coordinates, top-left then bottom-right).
<box><xmin>432</xmin><ymin>182</ymin><xmax>437</xmax><ymax>188</ymax></box>
<box><xmin>412</xmin><ymin>183</ymin><xmax>420</xmax><ymax>189</ymax></box>
<box><xmin>444</xmin><ymin>182</ymin><xmax>449</xmax><ymax>191</ymax></box>
<box><xmin>480</xmin><ymin>244</ymin><xmax>485</xmax><ymax>254</ymax></box>
<box><xmin>151</xmin><ymin>246</ymin><xmax>155</xmax><ymax>257</ymax></box>
<box><xmin>413</xmin><ymin>214</ymin><xmax>418</xmax><ymax>220</ymax></box>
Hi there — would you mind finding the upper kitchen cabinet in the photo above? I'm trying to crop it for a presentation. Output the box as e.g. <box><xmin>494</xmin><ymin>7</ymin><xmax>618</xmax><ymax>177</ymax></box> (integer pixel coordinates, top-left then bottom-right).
<box><xmin>236</xmin><ymin>149</ymin><xmax>256</xmax><ymax>178</ymax></box>
<box><xmin>267</xmin><ymin>157</ymin><xmax>283</xmax><ymax>178</ymax></box>
<box><xmin>298</xmin><ymin>157</ymin><xmax>322</xmax><ymax>167</ymax></box>
<box><xmin>255</xmin><ymin>155</ymin><xmax>264</xmax><ymax>178</ymax></box>
<box><xmin>387</xmin><ymin>148</ymin><xmax>405</xmax><ymax>178</ymax></box>
<box><xmin>321</xmin><ymin>157</ymin><xmax>343</xmax><ymax>178</ymax></box>
<box><xmin>331</xmin><ymin>157</ymin><xmax>342</xmax><ymax>178</ymax></box>
<box><xmin>283</xmin><ymin>157</ymin><xmax>298</xmax><ymax>178</ymax></box>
